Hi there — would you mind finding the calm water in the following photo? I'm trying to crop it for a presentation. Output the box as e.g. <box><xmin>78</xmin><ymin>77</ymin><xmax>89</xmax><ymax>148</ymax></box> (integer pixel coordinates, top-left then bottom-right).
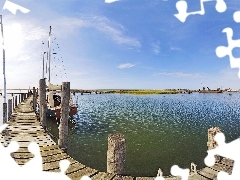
<box><xmin>46</xmin><ymin>92</ymin><xmax>240</xmax><ymax>176</ymax></box>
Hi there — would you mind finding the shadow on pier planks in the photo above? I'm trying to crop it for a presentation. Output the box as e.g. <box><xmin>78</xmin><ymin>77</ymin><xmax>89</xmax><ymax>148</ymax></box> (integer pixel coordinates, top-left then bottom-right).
<box><xmin>0</xmin><ymin>96</ymin><xmax>234</xmax><ymax>180</ymax></box>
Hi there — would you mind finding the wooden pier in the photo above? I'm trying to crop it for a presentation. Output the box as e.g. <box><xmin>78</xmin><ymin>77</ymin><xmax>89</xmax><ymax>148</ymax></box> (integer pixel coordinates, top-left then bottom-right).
<box><xmin>0</xmin><ymin>96</ymin><xmax>234</xmax><ymax>179</ymax></box>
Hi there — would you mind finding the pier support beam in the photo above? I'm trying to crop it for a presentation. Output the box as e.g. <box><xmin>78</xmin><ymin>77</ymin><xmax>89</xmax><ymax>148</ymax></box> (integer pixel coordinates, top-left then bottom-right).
<box><xmin>39</xmin><ymin>79</ymin><xmax>47</xmax><ymax>129</ymax></box>
<box><xmin>58</xmin><ymin>82</ymin><xmax>70</xmax><ymax>151</ymax></box>
<box><xmin>107</xmin><ymin>133</ymin><xmax>126</xmax><ymax>175</ymax></box>
<box><xmin>8</xmin><ymin>99</ymin><xmax>12</xmax><ymax>121</ymax></box>
<box><xmin>3</xmin><ymin>103</ymin><xmax>7</xmax><ymax>124</ymax></box>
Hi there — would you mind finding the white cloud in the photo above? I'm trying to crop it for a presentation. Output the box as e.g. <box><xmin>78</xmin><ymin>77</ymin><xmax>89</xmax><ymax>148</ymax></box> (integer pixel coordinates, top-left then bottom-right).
<box><xmin>171</xmin><ymin>47</ymin><xmax>182</xmax><ymax>51</ymax></box>
<box><xmin>118</xmin><ymin>63</ymin><xmax>135</xmax><ymax>69</ymax></box>
<box><xmin>53</xmin><ymin>16</ymin><xmax>141</xmax><ymax>48</ymax></box>
<box><xmin>152</xmin><ymin>43</ymin><xmax>161</xmax><ymax>55</ymax></box>
<box><xmin>91</xmin><ymin>16</ymin><xmax>141</xmax><ymax>47</ymax></box>
<box><xmin>155</xmin><ymin>72</ymin><xmax>204</xmax><ymax>78</ymax></box>
<box><xmin>105</xmin><ymin>0</ymin><xmax>120</xmax><ymax>3</ymax></box>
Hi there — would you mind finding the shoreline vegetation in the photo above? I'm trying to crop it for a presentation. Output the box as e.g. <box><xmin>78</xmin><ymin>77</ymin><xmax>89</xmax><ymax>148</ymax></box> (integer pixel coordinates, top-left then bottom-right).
<box><xmin>117</xmin><ymin>89</ymin><xmax>180</xmax><ymax>95</ymax></box>
<box><xmin>70</xmin><ymin>89</ymin><xmax>240</xmax><ymax>95</ymax></box>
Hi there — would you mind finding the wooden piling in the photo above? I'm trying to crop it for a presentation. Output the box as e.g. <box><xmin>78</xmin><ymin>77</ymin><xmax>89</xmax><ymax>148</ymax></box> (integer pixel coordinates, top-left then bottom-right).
<box><xmin>39</xmin><ymin>79</ymin><xmax>47</xmax><ymax>129</ymax></box>
<box><xmin>58</xmin><ymin>82</ymin><xmax>70</xmax><ymax>151</ymax></box>
<box><xmin>12</xmin><ymin>96</ymin><xmax>14</xmax><ymax>110</ymax></box>
<box><xmin>8</xmin><ymin>99</ymin><xmax>12</xmax><ymax>120</ymax></box>
<box><xmin>19</xmin><ymin>94</ymin><xmax>21</xmax><ymax>104</ymax></box>
<box><xmin>107</xmin><ymin>133</ymin><xmax>126</xmax><ymax>175</ymax></box>
<box><xmin>3</xmin><ymin>103</ymin><xmax>7</xmax><ymax>124</ymax></box>
<box><xmin>33</xmin><ymin>87</ymin><xmax>36</xmax><ymax>111</ymax></box>
<box><xmin>15</xmin><ymin>95</ymin><xmax>17</xmax><ymax>108</ymax></box>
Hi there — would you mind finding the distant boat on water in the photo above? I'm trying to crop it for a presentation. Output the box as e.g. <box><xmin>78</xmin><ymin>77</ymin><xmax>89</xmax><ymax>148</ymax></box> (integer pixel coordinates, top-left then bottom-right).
<box><xmin>199</xmin><ymin>90</ymin><xmax>223</xmax><ymax>93</ymax></box>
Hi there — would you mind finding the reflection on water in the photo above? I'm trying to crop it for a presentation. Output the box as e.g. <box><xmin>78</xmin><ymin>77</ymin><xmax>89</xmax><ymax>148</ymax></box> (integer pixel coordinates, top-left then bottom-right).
<box><xmin>46</xmin><ymin>92</ymin><xmax>240</xmax><ymax>176</ymax></box>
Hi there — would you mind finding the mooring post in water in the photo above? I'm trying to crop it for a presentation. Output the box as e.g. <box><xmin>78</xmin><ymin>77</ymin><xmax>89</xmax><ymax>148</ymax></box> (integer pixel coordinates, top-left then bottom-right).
<box><xmin>7</xmin><ymin>99</ymin><xmax>12</xmax><ymax>121</ymax></box>
<box><xmin>207</xmin><ymin>127</ymin><xmax>221</xmax><ymax>163</ymax></box>
<box><xmin>107</xmin><ymin>133</ymin><xmax>126</xmax><ymax>175</ymax></box>
<box><xmin>33</xmin><ymin>87</ymin><xmax>36</xmax><ymax>111</ymax></box>
<box><xmin>58</xmin><ymin>82</ymin><xmax>70</xmax><ymax>151</ymax></box>
<box><xmin>39</xmin><ymin>79</ymin><xmax>47</xmax><ymax>129</ymax></box>
<box><xmin>3</xmin><ymin>103</ymin><xmax>7</xmax><ymax>124</ymax></box>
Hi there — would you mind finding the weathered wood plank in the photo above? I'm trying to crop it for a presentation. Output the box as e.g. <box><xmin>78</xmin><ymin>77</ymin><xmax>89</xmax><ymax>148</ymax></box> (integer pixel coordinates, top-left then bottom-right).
<box><xmin>91</xmin><ymin>172</ymin><xmax>115</xmax><ymax>180</ymax></box>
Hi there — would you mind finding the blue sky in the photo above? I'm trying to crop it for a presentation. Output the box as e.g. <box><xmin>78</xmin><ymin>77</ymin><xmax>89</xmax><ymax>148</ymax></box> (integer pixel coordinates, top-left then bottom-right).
<box><xmin>1</xmin><ymin>0</ymin><xmax>240</xmax><ymax>90</ymax></box>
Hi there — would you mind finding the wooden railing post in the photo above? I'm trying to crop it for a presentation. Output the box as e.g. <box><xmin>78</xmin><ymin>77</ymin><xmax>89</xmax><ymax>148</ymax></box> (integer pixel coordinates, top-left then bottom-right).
<box><xmin>3</xmin><ymin>103</ymin><xmax>7</xmax><ymax>124</ymax></box>
<box><xmin>15</xmin><ymin>95</ymin><xmax>17</xmax><ymax>108</ymax></box>
<box><xmin>20</xmin><ymin>93</ymin><xmax>22</xmax><ymax>102</ymax></box>
<box><xmin>12</xmin><ymin>96</ymin><xmax>14</xmax><ymax>110</ymax></box>
<box><xmin>8</xmin><ymin>99</ymin><xmax>12</xmax><ymax>121</ymax></box>
<box><xmin>58</xmin><ymin>82</ymin><xmax>70</xmax><ymax>151</ymax></box>
<box><xmin>107</xmin><ymin>133</ymin><xmax>126</xmax><ymax>175</ymax></box>
<box><xmin>33</xmin><ymin>87</ymin><xmax>36</xmax><ymax>111</ymax></box>
<box><xmin>39</xmin><ymin>79</ymin><xmax>47</xmax><ymax>129</ymax></box>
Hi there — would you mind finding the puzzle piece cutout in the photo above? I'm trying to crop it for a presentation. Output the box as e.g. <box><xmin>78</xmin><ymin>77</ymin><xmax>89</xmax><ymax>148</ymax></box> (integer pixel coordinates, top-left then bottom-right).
<box><xmin>174</xmin><ymin>0</ymin><xmax>227</xmax><ymax>22</ymax></box>
<box><xmin>216</xmin><ymin>11</ymin><xmax>240</xmax><ymax>78</ymax></box>
<box><xmin>0</xmin><ymin>124</ymin><xmax>91</xmax><ymax>179</ymax></box>
<box><xmin>3</xmin><ymin>0</ymin><xmax>30</xmax><ymax>15</ymax></box>
<box><xmin>204</xmin><ymin>132</ymin><xmax>240</xmax><ymax>180</ymax></box>
<box><xmin>233</xmin><ymin>11</ymin><xmax>240</xmax><ymax>23</ymax></box>
<box><xmin>171</xmin><ymin>165</ymin><xmax>189</xmax><ymax>180</ymax></box>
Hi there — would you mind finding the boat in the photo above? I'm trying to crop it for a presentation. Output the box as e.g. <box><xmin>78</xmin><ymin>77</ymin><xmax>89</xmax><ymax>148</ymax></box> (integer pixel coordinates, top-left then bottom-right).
<box><xmin>43</xmin><ymin>26</ymin><xmax>78</xmax><ymax>118</ymax></box>
<box><xmin>199</xmin><ymin>87</ymin><xmax>223</xmax><ymax>93</ymax></box>
<box><xmin>199</xmin><ymin>90</ymin><xmax>223</xmax><ymax>93</ymax></box>
<box><xmin>45</xmin><ymin>83</ymin><xmax>78</xmax><ymax>118</ymax></box>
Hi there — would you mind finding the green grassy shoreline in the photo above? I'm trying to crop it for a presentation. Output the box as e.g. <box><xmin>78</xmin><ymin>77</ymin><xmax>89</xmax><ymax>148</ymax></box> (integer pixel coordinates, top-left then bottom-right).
<box><xmin>115</xmin><ymin>89</ymin><xmax>180</xmax><ymax>95</ymax></box>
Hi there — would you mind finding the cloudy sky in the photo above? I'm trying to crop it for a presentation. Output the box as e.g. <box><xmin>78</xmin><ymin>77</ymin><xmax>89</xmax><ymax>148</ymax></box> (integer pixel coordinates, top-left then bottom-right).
<box><xmin>1</xmin><ymin>0</ymin><xmax>240</xmax><ymax>90</ymax></box>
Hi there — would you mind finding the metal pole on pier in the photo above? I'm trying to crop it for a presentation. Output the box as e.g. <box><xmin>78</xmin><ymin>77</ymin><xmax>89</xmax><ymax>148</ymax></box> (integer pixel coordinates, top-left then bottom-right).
<box><xmin>58</xmin><ymin>82</ymin><xmax>70</xmax><ymax>151</ymax></box>
<box><xmin>48</xmin><ymin>26</ymin><xmax>52</xmax><ymax>84</ymax></box>
<box><xmin>42</xmin><ymin>52</ymin><xmax>46</xmax><ymax>79</ymax></box>
<box><xmin>1</xmin><ymin>15</ymin><xmax>7</xmax><ymax>124</ymax></box>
